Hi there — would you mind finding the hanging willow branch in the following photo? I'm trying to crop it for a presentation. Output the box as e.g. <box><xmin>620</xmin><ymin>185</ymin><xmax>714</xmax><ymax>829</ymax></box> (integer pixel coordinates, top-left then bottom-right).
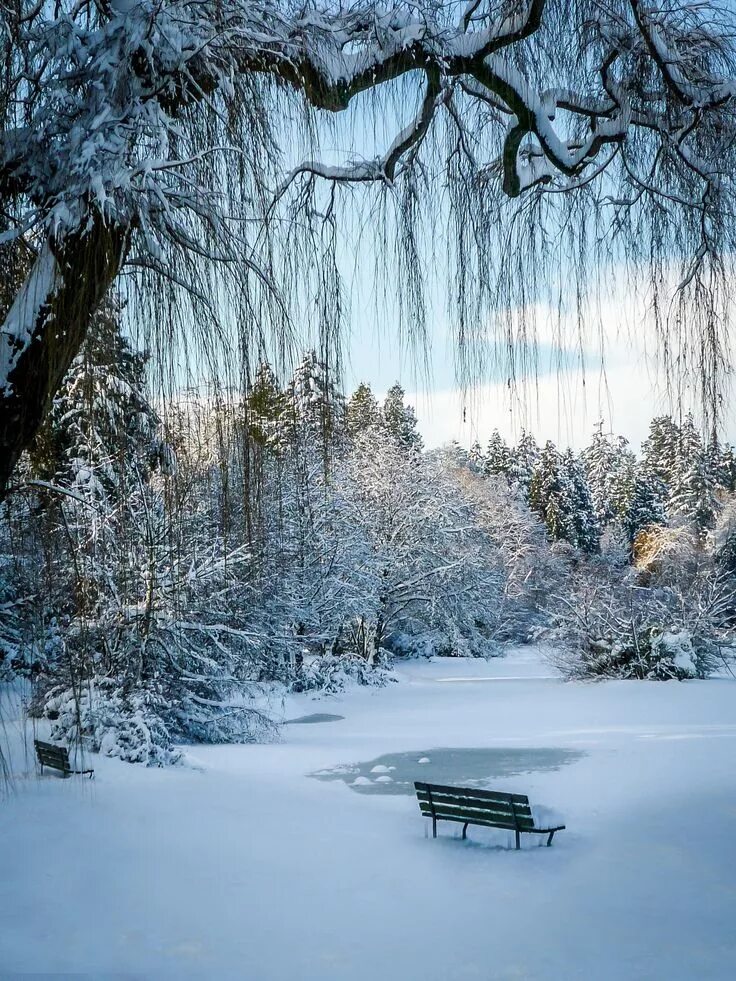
<box><xmin>1</xmin><ymin>0</ymin><xmax>736</xmax><ymax>496</ymax></box>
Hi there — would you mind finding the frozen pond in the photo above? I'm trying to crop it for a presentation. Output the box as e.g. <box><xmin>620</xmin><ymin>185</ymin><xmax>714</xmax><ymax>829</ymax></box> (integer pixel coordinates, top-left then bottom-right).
<box><xmin>309</xmin><ymin>746</ymin><xmax>586</xmax><ymax>795</ymax></box>
<box><xmin>284</xmin><ymin>713</ymin><xmax>345</xmax><ymax>725</ymax></box>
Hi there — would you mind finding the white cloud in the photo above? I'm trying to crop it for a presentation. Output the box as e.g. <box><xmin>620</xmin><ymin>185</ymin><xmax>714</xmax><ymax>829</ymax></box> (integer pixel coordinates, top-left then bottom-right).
<box><xmin>409</xmin><ymin>354</ymin><xmax>732</xmax><ymax>452</ymax></box>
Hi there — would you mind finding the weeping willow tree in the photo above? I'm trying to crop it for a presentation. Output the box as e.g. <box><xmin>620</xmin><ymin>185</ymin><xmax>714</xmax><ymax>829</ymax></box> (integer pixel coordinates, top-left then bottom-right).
<box><xmin>1</xmin><ymin>0</ymin><xmax>736</xmax><ymax>499</ymax></box>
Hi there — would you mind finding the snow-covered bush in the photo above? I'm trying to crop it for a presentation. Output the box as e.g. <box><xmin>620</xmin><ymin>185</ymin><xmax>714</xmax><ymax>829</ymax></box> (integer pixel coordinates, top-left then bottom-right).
<box><xmin>44</xmin><ymin>681</ymin><xmax>182</xmax><ymax>766</ymax></box>
<box><xmin>42</xmin><ymin>674</ymin><xmax>276</xmax><ymax>767</ymax></box>
<box><xmin>553</xmin><ymin>625</ymin><xmax>712</xmax><ymax>681</ymax></box>
<box><xmin>547</xmin><ymin>558</ymin><xmax>730</xmax><ymax>680</ymax></box>
<box><xmin>295</xmin><ymin>652</ymin><xmax>393</xmax><ymax>696</ymax></box>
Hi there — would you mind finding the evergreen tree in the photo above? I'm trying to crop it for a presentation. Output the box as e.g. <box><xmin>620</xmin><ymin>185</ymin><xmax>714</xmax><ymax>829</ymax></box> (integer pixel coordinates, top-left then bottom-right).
<box><xmin>620</xmin><ymin>465</ymin><xmax>668</xmax><ymax>544</ymax></box>
<box><xmin>677</xmin><ymin>412</ymin><xmax>703</xmax><ymax>465</ymax></box>
<box><xmin>484</xmin><ymin>430</ymin><xmax>511</xmax><ymax>480</ymax></box>
<box><xmin>670</xmin><ymin>413</ymin><xmax>719</xmax><ymax>533</ymax></box>
<box><xmin>670</xmin><ymin>454</ymin><xmax>720</xmax><ymax>533</ymax></box>
<box><xmin>714</xmin><ymin>495</ymin><xmax>736</xmax><ymax>575</ymax></box>
<box><xmin>508</xmin><ymin>429</ymin><xmax>539</xmax><ymax>497</ymax></box>
<box><xmin>528</xmin><ymin>441</ymin><xmax>576</xmax><ymax>546</ymax></box>
<box><xmin>468</xmin><ymin>440</ymin><xmax>485</xmax><ymax>472</ymax></box>
<box><xmin>562</xmin><ymin>450</ymin><xmax>600</xmax><ymax>553</ymax></box>
<box><xmin>705</xmin><ymin>434</ymin><xmax>727</xmax><ymax>490</ymax></box>
<box><xmin>382</xmin><ymin>383</ymin><xmax>423</xmax><ymax>452</ymax></box>
<box><xmin>582</xmin><ymin>422</ymin><xmax>634</xmax><ymax>528</ymax></box>
<box><xmin>248</xmin><ymin>361</ymin><xmax>287</xmax><ymax>452</ymax></box>
<box><xmin>720</xmin><ymin>444</ymin><xmax>736</xmax><ymax>493</ymax></box>
<box><xmin>642</xmin><ymin>416</ymin><xmax>680</xmax><ymax>488</ymax></box>
<box><xmin>29</xmin><ymin>294</ymin><xmax>157</xmax><ymax>495</ymax></box>
<box><xmin>286</xmin><ymin>350</ymin><xmax>346</xmax><ymax>450</ymax></box>
<box><xmin>346</xmin><ymin>383</ymin><xmax>382</xmax><ymax>436</ymax></box>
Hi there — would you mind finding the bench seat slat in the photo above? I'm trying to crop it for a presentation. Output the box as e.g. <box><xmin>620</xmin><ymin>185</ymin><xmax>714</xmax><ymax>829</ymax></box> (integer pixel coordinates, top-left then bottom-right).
<box><xmin>415</xmin><ymin>781</ymin><xmax>529</xmax><ymax>806</ymax></box>
<box><xmin>416</xmin><ymin>789</ymin><xmax>532</xmax><ymax>817</ymax></box>
<box><xmin>420</xmin><ymin>809</ymin><xmax>520</xmax><ymax>831</ymax></box>
<box><xmin>419</xmin><ymin>803</ymin><xmax>536</xmax><ymax>830</ymax></box>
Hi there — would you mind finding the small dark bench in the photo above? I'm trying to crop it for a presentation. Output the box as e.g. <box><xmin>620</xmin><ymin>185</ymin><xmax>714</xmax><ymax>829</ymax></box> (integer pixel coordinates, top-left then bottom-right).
<box><xmin>415</xmin><ymin>781</ymin><xmax>564</xmax><ymax>849</ymax></box>
<box><xmin>34</xmin><ymin>740</ymin><xmax>94</xmax><ymax>778</ymax></box>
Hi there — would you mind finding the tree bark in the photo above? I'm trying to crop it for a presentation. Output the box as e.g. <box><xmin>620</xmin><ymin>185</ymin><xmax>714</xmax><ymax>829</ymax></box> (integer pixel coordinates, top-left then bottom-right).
<box><xmin>0</xmin><ymin>220</ymin><xmax>128</xmax><ymax>499</ymax></box>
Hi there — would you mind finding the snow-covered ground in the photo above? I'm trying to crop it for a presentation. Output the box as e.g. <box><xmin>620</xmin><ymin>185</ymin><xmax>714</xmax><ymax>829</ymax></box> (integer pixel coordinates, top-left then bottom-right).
<box><xmin>2</xmin><ymin>646</ymin><xmax>736</xmax><ymax>980</ymax></box>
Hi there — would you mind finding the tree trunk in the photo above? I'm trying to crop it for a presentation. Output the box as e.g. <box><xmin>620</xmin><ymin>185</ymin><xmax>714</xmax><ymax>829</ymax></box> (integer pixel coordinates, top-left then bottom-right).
<box><xmin>0</xmin><ymin>220</ymin><xmax>129</xmax><ymax>499</ymax></box>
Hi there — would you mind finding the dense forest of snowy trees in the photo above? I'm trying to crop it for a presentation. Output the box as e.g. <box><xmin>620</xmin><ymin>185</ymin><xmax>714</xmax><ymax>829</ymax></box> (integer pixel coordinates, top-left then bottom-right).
<box><xmin>1</xmin><ymin>309</ymin><xmax>735</xmax><ymax>764</ymax></box>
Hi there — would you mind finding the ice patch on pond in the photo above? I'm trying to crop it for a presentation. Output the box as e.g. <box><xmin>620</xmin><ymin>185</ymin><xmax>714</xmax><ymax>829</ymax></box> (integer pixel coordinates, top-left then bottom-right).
<box><xmin>310</xmin><ymin>746</ymin><xmax>586</xmax><ymax>795</ymax></box>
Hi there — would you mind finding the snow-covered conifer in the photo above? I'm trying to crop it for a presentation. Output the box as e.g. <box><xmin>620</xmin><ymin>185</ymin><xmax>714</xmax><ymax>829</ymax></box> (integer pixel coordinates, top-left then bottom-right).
<box><xmin>508</xmin><ymin>429</ymin><xmax>540</xmax><ymax>497</ymax></box>
<box><xmin>562</xmin><ymin>450</ymin><xmax>600</xmax><ymax>554</ymax></box>
<box><xmin>582</xmin><ymin>423</ymin><xmax>634</xmax><ymax>528</ymax></box>
<box><xmin>382</xmin><ymin>384</ymin><xmax>423</xmax><ymax>452</ymax></box>
<box><xmin>347</xmin><ymin>383</ymin><xmax>382</xmax><ymax>436</ymax></box>
<box><xmin>484</xmin><ymin>430</ymin><xmax>511</xmax><ymax>480</ymax></box>
<box><xmin>670</xmin><ymin>414</ymin><xmax>719</xmax><ymax>533</ymax></box>
<box><xmin>642</xmin><ymin>416</ymin><xmax>680</xmax><ymax>488</ymax></box>
<box><xmin>620</xmin><ymin>466</ymin><xmax>668</xmax><ymax>545</ymax></box>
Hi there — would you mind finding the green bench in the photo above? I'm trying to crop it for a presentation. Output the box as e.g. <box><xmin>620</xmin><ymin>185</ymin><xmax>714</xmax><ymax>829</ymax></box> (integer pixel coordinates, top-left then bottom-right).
<box><xmin>415</xmin><ymin>781</ymin><xmax>564</xmax><ymax>849</ymax></box>
<box><xmin>34</xmin><ymin>739</ymin><xmax>94</xmax><ymax>778</ymax></box>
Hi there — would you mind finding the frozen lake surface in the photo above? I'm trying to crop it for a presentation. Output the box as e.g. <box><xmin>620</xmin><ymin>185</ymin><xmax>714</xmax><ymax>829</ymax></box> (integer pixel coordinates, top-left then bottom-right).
<box><xmin>1</xmin><ymin>645</ymin><xmax>735</xmax><ymax>980</ymax></box>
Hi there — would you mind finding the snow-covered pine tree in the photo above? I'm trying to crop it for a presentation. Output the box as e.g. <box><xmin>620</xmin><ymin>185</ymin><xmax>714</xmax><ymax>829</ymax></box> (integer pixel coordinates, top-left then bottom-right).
<box><xmin>346</xmin><ymin>383</ymin><xmax>382</xmax><ymax>437</ymax></box>
<box><xmin>719</xmin><ymin>444</ymin><xmax>736</xmax><ymax>493</ymax></box>
<box><xmin>382</xmin><ymin>383</ymin><xmax>423</xmax><ymax>452</ymax></box>
<box><xmin>483</xmin><ymin>430</ymin><xmax>511</xmax><ymax>480</ymax></box>
<box><xmin>670</xmin><ymin>414</ymin><xmax>720</xmax><ymax>534</ymax></box>
<box><xmin>285</xmin><ymin>350</ymin><xmax>346</xmax><ymax>454</ymax></box>
<box><xmin>508</xmin><ymin>429</ymin><xmax>540</xmax><ymax>497</ymax></box>
<box><xmin>528</xmin><ymin>441</ymin><xmax>576</xmax><ymax>547</ymax></box>
<box><xmin>620</xmin><ymin>465</ymin><xmax>668</xmax><ymax>545</ymax></box>
<box><xmin>28</xmin><ymin>293</ymin><xmax>156</xmax><ymax>497</ymax></box>
<box><xmin>468</xmin><ymin>441</ymin><xmax>485</xmax><ymax>472</ymax></box>
<box><xmin>248</xmin><ymin>361</ymin><xmax>287</xmax><ymax>454</ymax></box>
<box><xmin>561</xmin><ymin>450</ymin><xmax>600</xmax><ymax>554</ymax></box>
<box><xmin>642</xmin><ymin>416</ymin><xmax>680</xmax><ymax>489</ymax></box>
<box><xmin>670</xmin><ymin>456</ymin><xmax>720</xmax><ymax>535</ymax></box>
<box><xmin>582</xmin><ymin>422</ymin><xmax>634</xmax><ymax>528</ymax></box>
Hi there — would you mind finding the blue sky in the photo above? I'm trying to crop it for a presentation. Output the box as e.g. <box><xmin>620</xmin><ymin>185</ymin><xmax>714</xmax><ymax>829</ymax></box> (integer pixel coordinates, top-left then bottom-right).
<box><xmin>292</xmin><ymin>97</ymin><xmax>735</xmax><ymax>452</ymax></box>
<box><xmin>339</xmin><ymin>278</ymin><xmax>735</xmax><ymax>452</ymax></box>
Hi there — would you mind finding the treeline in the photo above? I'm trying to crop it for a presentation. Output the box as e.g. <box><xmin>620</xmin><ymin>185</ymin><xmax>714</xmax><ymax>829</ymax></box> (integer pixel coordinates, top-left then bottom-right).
<box><xmin>1</xmin><ymin>309</ymin><xmax>735</xmax><ymax>764</ymax></box>
<box><xmin>469</xmin><ymin>416</ymin><xmax>735</xmax><ymax>554</ymax></box>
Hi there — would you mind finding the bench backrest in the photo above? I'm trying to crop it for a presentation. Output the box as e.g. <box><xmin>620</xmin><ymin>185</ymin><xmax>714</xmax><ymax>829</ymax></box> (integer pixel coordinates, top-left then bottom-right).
<box><xmin>34</xmin><ymin>740</ymin><xmax>71</xmax><ymax>771</ymax></box>
<box><xmin>415</xmin><ymin>781</ymin><xmax>535</xmax><ymax>831</ymax></box>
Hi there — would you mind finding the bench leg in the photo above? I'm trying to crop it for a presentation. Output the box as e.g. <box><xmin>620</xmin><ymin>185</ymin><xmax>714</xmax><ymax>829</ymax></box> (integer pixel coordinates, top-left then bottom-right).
<box><xmin>432</xmin><ymin>817</ymin><xmax>437</xmax><ymax>839</ymax></box>
<box><xmin>462</xmin><ymin>822</ymin><xmax>469</xmax><ymax>841</ymax></box>
<box><xmin>546</xmin><ymin>831</ymin><xmax>555</xmax><ymax>847</ymax></box>
<box><xmin>515</xmin><ymin>830</ymin><xmax>521</xmax><ymax>850</ymax></box>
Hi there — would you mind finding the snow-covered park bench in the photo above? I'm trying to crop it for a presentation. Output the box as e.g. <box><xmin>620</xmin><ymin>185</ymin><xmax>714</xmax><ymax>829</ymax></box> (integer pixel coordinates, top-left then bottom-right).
<box><xmin>34</xmin><ymin>740</ymin><xmax>94</xmax><ymax>779</ymax></box>
<box><xmin>415</xmin><ymin>782</ymin><xmax>565</xmax><ymax>849</ymax></box>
